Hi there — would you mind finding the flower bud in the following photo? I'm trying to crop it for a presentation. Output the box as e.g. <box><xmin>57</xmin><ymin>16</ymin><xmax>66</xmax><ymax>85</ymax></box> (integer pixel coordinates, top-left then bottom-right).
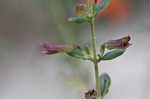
<box><xmin>75</xmin><ymin>3</ymin><xmax>88</xmax><ymax>16</ymax></box>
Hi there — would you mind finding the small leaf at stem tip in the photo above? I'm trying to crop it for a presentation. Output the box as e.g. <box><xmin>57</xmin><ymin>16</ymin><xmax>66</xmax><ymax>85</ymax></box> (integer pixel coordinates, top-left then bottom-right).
<box><xmin>68</xmin><ymin>17</ymin><xmax>89</xmax><ymax>23</ymax></box>
<box><xmin>95</xmin><ymin>0</ymin><xmax>111</xmax><ymax>16</ymax></box>
<box><xmin>99</xmin><ymin>73</ymin><xmax>111</xmax><ymax>97</ymax></box>
<box><xmin>103</xmin><ymin>0</ymin><xmax>111</xmax><ymax>9</ymax></box>
<box><xmin>101</xmin><ymin>49</ymin><xmax>125</xmax><ymax>60</ymax></box>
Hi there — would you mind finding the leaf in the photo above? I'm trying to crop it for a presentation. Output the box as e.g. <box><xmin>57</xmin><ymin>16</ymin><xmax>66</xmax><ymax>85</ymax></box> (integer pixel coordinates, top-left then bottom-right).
<box><xmin>84</xmin><ymin>45</ymin><xmax>90</xmax><ymax>55</ymax></box>
<box><xmin>68</xmin><ymin>17</ymin><xmax>88</xmax><ymax>23</ymax></box>
<box><xmin>66</xmin><ymin>49</ymin><xmax>83</xmax><ymax>58</ymax></box>
<box><xmin>103</xmin><ymin>0</ymin><xmax>111</xmax><ymax>9</ymax></box>
<box><xmin>101</xmin><ymin>49</ymin><xmax>125</xmax><ymax>60</ymax></box>
<box><xmin>99</xmin><ymin>73</ymin><xmax>111</xmax><ymax>97</ymax></box>
<box><xmin>66</xmin><ymin>49</ymin><xmax>91</xmax><ymax>60</ymax></box>
<box><xmin>100</xmin><ymin>44</ymin><xmax>105</xmax><ymax>57</ymax></box>
<box><xmin>95</xmin><ymin>0</ymin><xmax>111</xmax><ymax>15</ymax></box>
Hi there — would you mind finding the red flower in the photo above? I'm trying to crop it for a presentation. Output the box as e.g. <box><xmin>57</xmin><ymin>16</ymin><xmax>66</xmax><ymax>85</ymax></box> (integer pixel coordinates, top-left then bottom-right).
<box><xmin>105</xmin><ymin>35</ymin><xmax>131</xmax><ymax>50</ymax></box>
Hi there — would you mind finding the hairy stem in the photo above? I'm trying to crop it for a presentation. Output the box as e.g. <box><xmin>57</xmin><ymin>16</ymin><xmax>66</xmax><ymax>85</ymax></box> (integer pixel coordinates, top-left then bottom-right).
<box><xmin>90</xmin><ymin>19</ymin><xmax>102</xmax><ymax>99</ymax></box>
<box><xmin>88</xmin><ymin>0</ymin><xmax>102</xmax><ymax>98</ymax></box>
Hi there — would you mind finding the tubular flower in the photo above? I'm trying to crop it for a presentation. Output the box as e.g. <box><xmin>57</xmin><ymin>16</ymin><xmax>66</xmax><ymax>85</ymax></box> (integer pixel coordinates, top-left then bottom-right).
<box><xmin>41</xmin><ymin>43</ymin><xmax>80</xmax><ymax>55</ymax></box>
<box><xmin>105</xmin><ymin>35</ymin><xmax>131</xmax><ymax>50</ymax></box>
<box><xmin>85</xmin><ymin>89</ymin><xmax>97</xmax><ymax>99</ymax></box>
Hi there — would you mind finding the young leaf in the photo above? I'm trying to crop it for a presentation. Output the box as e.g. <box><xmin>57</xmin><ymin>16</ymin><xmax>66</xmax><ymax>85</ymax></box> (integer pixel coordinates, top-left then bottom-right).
<box><xmin>95</xmin><ymin>0</ymin><xmax>105</xmax><ymax>13</ymax></box>
<box><xmin>68</xmin><ymin>17</ymin><xmax>88</xmax><ymax>23</ymax></box>
<box><xmin>99</xmin><ymin>73</ymin><xmax>111</xmax><ymax>97</ymax></box>
<box><xmin>100</xmin><ymin>44</ymin><xmax>105</xmax><ymax>57</ymax></box>
<box><xmin>66</xmin><ymin>48</ymin><xmax>91</xmax><ymax>60</ymax></box>
<box><xmin>66</xmin><ymin>48</ymin><xmax>83</xmax><ymax>58</ymax></box>
<box><xmin>103</xmin><ymin>0</ymin><xmax>111</xmax><ymax>9</ymax></box>
<box><xmin>85</xmin><ymin>45</ymin><xmax>91</xmax><ymax>55</ymax></box>
<box><xmin>95</xmin><ymin>0</ymin><xmax>111</xmax><ymax>15</ymax></box>
<box><xmin>101</xmin><ymin>49</ymin><xmax>125</xmax><ymax>60</ymax></box>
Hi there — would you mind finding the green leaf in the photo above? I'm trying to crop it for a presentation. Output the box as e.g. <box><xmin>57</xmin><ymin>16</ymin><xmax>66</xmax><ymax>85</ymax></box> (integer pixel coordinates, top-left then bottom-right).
<box><xmin>68</xmin><ymin>17</ymin><xmax>88</xmax><ymax>23</ymax></box>
<box><xmin>101</xmin><ymin>49</ymin><xmax>125</xmax><ymax>60</ymax></box>
<box><xmin>84</xmin><ymin>45</ymin><xmax>90</xmax><ymax>55</ymax></box>
<box><xmin>66</xmin><ymin>49</ymin><xmax>91</xmax><ymax>60</ymax></box>
<box><xmin>103</xmin><ymin>0</ymin><xmax>111</xmax><ymax>9</ymax></box>
<box><xmin>99</xmin><ymin>73</ymin><xmax>111</xmax><ymax>97</ymax></box>
<box><xmin>100</xmin><ymin>44</ymin><xmax>105</xmax><ymax>57</ymax></box>
<box><xmin>66</xmin><ymin>49</ymin><xmax>83</xmax><ymax>58</ymax></box>
<box><xmin>95</xmin><ymin>0</ymin><xmax>111</xmax><ymax>16</ymax></box>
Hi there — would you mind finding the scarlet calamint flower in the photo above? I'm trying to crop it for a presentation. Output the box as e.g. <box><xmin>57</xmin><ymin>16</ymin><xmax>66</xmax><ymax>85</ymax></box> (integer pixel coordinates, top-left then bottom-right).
<box><xmin>105</xmin><ymin>35</ymin><xmax>131</xmax><ymax>50</ymax></box>
<box><xmin>41</xmin><ymin>43</ymin><xmax>80</xmax><ymax>55</ymax></box>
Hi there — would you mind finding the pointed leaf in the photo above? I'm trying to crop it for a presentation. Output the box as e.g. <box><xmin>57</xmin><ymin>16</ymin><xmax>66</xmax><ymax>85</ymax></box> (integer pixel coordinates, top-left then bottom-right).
<box><xmin>100</xmin><ymin>44</ymin><xmax>105</xmax><ymax>57</ymax></box>
<box><xmin>103</xmin><ymin>0</ymin><xmax>111</xmax><ymax>9</ymax></box>
<box><xmin>67</xmin><ymin>48</ymin><xmax>83</xmax><ymax>58</ymax></box>
<box><xmin>95</xmin><ymin>0</ymin><xmax>111</xmax><ymax>15</ymax></box>
<box><xmin>101</xmin><ymin>49</ymin><xmax>125</xmax><ymax>60</ymax></box>
<box><xmin>99</xmin><ymin>73</ymin><xmax>111</xmax><ymax>97</ymax></box>
<box><xmin>85</xmin><ymin>45</ymin><xmax>91</xmax><ymax>55</ymax></box>
<box><xmin>66</xmin><ymin>48</ymin><xmax>91</xmax><ymax>60</ymax></box>
<box><xmin>68</xmin><ymin>17</ymin><xmax>88</xmax><ymax>23</ymax></box>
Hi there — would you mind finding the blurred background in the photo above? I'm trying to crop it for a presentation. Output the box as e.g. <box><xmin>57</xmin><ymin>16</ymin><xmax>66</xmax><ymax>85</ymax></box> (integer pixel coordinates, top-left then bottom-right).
<box><xmin>0</xmin><ymin>0</ymin><xmax>150</xmax><ymax>99</ymax></box>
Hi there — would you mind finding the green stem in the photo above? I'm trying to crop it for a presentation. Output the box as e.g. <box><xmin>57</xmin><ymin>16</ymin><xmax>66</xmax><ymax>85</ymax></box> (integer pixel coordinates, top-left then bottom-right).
<box><xmin>90</xmin><ymin>19</ymin><xmax>102</xmax><ymax>99</ymax></box>
<box><xmin>88</xmin><ymin>0</ymin><xmax>102</xmax><ymax>98</ymax></box>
